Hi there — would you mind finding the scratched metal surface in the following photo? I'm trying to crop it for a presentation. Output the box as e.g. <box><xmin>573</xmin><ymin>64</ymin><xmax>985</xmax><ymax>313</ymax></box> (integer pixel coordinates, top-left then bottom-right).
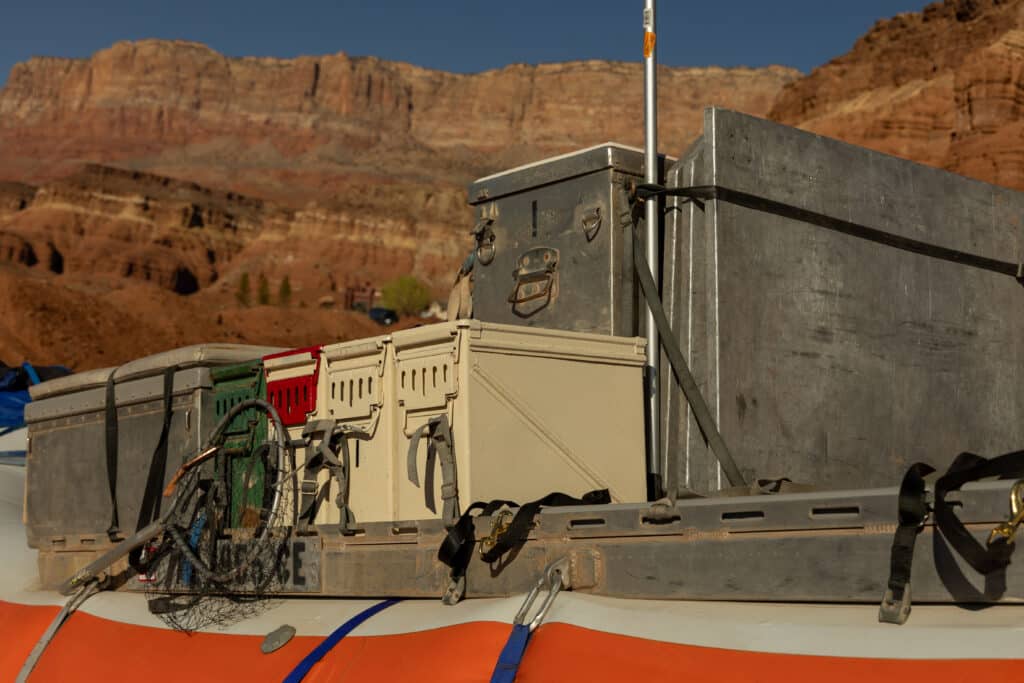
<box><xmin>662</xmin><ymin>108</ymin><xmax>1024</xmax><ymax>494</ymax></box>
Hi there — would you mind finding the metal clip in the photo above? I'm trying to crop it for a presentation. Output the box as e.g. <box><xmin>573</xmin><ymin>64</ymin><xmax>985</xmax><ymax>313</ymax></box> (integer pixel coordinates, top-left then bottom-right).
<box><xmin>988</xmin><ymin>480</ymin><xmax>1024</xmax><ymax>546</ymax></box>
<box><xmin>514</xmin><ymin>557</ymin><xmax>570</xmax><ymax>633</ymax></box>
<box><xmin>479</xmin><ymin>507</ymin><xmax>514</xmax><ymax>558</ymax></box>
<box><xmin>472</xmin><ymin>217</ymin><xmax>496</xmax><ymax>266</ymax></box>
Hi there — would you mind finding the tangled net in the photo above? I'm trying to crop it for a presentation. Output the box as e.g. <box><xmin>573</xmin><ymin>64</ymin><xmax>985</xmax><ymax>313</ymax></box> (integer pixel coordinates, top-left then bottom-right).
<box><xmin>139</xmin><ymin>399</ymin><xmax>300</xmax><ymax>632</ymax></box>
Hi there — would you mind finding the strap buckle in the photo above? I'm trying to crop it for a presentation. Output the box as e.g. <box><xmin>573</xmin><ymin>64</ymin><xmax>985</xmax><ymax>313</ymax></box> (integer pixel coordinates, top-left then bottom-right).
<box><xmin>514</xmin><ymin>557</ymin><xmax>570</xmax><ymax>633</ymax></box>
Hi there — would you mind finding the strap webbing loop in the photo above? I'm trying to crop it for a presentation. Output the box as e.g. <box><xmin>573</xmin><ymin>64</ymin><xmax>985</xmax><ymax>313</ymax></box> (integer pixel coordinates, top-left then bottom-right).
<box><xmin>880</xmin><ymin>450</ymin><xmax>1024</xmax><ymax>624</ymax></box>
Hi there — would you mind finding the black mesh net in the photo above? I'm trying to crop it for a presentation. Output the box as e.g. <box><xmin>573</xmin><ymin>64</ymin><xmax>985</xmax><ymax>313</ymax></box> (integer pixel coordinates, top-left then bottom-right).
<box><xmin>139</xmin><ymin>401</ymin><xmax>300</xmax><ymax>632</ymax></box>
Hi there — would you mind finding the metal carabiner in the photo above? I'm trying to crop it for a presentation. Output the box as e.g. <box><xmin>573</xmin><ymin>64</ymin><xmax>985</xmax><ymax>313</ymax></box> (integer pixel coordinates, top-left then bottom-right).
<box><xmin>479</xmin><ymin>507</ymin><xmax>514</xmax><ymax>558</ymax></box>
<box><xmin>988</xmin><ymin>480</ymin><xmax>1024</xmax><ymax>546</ymax></box>
<box><xmin>513</xmin><ymin>557</ymin><xmax>570</xmax><ymax>633</ymax></box>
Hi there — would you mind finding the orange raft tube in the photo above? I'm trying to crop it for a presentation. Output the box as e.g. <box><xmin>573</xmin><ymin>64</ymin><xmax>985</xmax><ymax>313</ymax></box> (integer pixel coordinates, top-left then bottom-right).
<box><xmin>3</xmin><ymin>468</ymin><xmax>1023</xmax><ymax>682</ymax></box>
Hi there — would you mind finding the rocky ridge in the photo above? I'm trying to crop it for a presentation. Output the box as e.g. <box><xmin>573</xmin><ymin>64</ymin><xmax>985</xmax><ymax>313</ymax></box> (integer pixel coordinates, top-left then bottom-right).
<box><xmin>0</xmin><ymin>42</ymin><xmax>798</xmax><ymax>368</ymax></box>
<box><xmin>770</xmin><ymin>0</ymin><xmax>1024</xmax><ymax>189</ymax></box>
<box><xmin>7</xmin><ymin>0</ymin><xmax>1024</xmax><ymax>368</ymax></box>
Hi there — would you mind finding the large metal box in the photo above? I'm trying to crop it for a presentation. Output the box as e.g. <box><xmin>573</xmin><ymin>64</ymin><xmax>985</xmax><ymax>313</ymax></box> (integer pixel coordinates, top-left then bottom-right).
<box><xmin>662</xmin><ymin>108</ymin><xmax>1024</xmax><ymax>494</ymax></box>
<box><xmin>24</xmin><ymin>344</ymin><xmax>281</xmax><ymax>551</ymax></box>
<box><xmin>468</xmin><ymin>144</ymin><xmax>668</xmax><ymax>336</ymax></box>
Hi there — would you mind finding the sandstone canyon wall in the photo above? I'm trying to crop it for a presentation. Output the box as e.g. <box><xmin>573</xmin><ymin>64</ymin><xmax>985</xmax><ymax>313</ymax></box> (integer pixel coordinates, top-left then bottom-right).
<box><xmin>0</xmin><ymin>42</ymin><xmax>797</xmax><ymax>368</ymax></box>
<box><xmin>770</xmin><ymin>0</ymin><xmax>1024</xmax><ymax>190</ymax></box>
<box><xmin>4</xmin><ymin>0</ymin><xmax>1024</xmax><ymax>369</ymax></box>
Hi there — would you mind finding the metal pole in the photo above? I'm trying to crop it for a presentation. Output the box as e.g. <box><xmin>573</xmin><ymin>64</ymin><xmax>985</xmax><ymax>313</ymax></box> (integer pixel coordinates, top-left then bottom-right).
<box><xmin>642</xmin><ymin>0</ymin><xmax>661</xmax><ymax>493</ymax></box>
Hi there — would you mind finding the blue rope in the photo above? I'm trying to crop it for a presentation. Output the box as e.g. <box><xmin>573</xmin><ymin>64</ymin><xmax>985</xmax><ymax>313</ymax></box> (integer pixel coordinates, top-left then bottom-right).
<box><xmin>282</xmin><ymin>599</ymin><xmax>401</xmax><ymax>683</ymax></box>
<box><xmin>490</xmin><ymin>623</ymin><xmax>532</xmax><ymax>683</ymax></box>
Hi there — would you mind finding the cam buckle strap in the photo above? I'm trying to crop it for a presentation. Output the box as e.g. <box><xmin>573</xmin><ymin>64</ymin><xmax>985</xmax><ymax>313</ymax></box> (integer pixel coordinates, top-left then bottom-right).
<box><xmin>880</xmin><ymin>450</ymin><xmax>1024</xmax><ymax>625</ymax></box>
<box><xmin>437</xmin><ymin>490</ymin><xmax>609</xmax><ymax>605</ymax></box>
<box><xmin>879</xmin><ymin>462</ymin><xmax>934</xmax><ymax>625</ymax></box>
<box><xmin>479</xmin><ymin>490</ymin><xmax>610</xmax><ymax>565</ymax></box>
<box><xmin>407</xmin><ymin>415</ymin><xmax>460</xmax><ymax>528</ymax></box>
<box><xmin>932</xmin><ymin>450</ymin><xmax>1024</xmax><ymax>575</ymax></box>
<box><xmin>302</xmin><ymin>419</ymin><xmax>366</xmax><ymax>532</ymax></box>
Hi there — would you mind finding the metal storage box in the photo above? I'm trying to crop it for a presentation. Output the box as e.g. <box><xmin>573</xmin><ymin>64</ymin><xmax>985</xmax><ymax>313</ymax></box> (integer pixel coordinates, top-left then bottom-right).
<box><xmin>661</xmin><ymin>107</ymin><xmax>1024</xmax><ymax>494</ymax></box>
<box><xmin>314</xmin><ymin>321</ymin><xmax>647</xmax><ymax>526</ymax></box>
<box><xmin>468</xmin><ymin>144</ymin><xmax>669</xmax><ymax>336</ymax></box>
<box><xmin>24</xmin><ymin>344</ymin><xmax>282</xmax><ymax>560</ymax></box>
<box><xmin>310</xmin><ymin>335</ymin><xmax>392</xmax><ymax>525</ymax></box>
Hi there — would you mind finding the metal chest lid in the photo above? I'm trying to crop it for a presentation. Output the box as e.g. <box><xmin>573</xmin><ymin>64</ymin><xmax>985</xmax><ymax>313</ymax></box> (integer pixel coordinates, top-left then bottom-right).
<box><xmin>389</xmin><ymin>319</ymin><xmax>647</xmax><ymax>365</ymax></box>
<box><xmin>29</xmin><ymin>366</ymin><xmax>115</xmax><ymax>400</ymax></box>
<box><xmin>468</xmin><ymin>142</ymin><xmax>671</xmax><ymax>205</ymax></box>
<box><xmin>29</xmin><ymin>344</ymin><xmax>285</xmax><ymax>400</ymax></box>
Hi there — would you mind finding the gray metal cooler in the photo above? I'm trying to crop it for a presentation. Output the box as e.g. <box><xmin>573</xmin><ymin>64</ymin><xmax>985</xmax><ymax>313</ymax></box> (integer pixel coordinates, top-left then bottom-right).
<box><xmin>24</xmin><ymin>344</ymin><xmax>282</xmax><ymax>555</ymax></box>
<box><xmin>467</xmin><ymin>143</ymin><xmax>670</xmax><ymax>337</ymax></box>
<box><xmin>662</xmin><ymin>108</ymin><xmax>1024</xmax><ymax>494</ymax></box>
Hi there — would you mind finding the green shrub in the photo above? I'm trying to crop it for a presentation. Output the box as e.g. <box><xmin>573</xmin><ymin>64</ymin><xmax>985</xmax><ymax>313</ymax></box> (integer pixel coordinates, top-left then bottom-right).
<box><xmin>236</xmin><ymin>272</ymin><xmax>251</xmax><ymax>307</ymax></box>
<box><xmin>380</xmin><ymin>275</ymin><xmax>431</xmax><ymax>316</ymax></box>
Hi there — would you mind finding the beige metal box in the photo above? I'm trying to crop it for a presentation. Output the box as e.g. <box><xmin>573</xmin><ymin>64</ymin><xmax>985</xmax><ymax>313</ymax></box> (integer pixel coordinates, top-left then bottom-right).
<box><xmin>315</xmin><ymin>335</ymin><xmax>393</xmax><ymax>525</ymax></box>
<box><xmin>315</xmin><ymin>320</ymin><xmax>647</xmax><ymax>525</ymax></box>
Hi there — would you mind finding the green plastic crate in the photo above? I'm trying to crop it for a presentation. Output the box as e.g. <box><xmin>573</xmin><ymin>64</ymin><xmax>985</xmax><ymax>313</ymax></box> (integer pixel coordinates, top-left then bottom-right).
<box><xmin>210</xmin><ymin>360</ymin><xmax>268</xmax><ymax>528</ymax></box>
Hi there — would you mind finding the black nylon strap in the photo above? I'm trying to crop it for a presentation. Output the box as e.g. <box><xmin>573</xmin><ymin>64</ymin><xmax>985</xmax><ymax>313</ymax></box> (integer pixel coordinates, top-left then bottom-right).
<box><xmin>882</xmin><ymin>450</ymin><xmax>1024</xmax><ymax>624</ymax></box>
<box><xmin>104</xmin><ymin>371</ymin><xmax>121</xmax><ymax>540</ymax></box>
<box><xmin>479</xmin><ymin>490</ymin><xmax>610</xmax><ymax>564</ymax></box>
<box><xmin>437</xmin><ymin>499</ymin><xmax>514</xmax><ymax>582</ymax></box>
<box><xmin>634</xmin><ymin>183</ymin><xmax>1024</xmax><ymax>282</ymax></box>
<box><xmin>128</xmin><ymin>366</ymin><xmax>178</xmax><ymax>571</ymax></box>
<box><xmin>933</xmin><ymin>450</ymin><xmax>1024</xmax><ymax>575</ymax></box>
<box><xmin>437</xmin><ymin>490</ymin><xmax>610</xmax><ymax>588</ymax></box>
<box><xmin>886</xmin><ymin>463</ymin><xmax>935</xmax><ymax>598</ymax></box>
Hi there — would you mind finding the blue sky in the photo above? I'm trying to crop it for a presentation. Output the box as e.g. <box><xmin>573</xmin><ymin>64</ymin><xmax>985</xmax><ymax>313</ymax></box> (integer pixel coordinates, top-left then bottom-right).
<box><xmin>0</xmin><ymin>1</ymin><xmax>929</xmax><ymax>86</ymax></box>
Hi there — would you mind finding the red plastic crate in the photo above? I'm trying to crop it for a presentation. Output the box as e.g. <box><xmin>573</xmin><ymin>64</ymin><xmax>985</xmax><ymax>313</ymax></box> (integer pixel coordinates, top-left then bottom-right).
<box><xmin>263</xmin><ymin>346</ymin><xmax>322</xmax><ymax>427</ymax></box>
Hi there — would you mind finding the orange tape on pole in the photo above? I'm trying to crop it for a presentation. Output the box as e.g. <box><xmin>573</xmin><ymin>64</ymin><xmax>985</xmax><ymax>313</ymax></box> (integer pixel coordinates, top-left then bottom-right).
<box><xmin>643</xmin><ymin>31</ymin><xmax>656</xmax><ymax>59</ymax></box>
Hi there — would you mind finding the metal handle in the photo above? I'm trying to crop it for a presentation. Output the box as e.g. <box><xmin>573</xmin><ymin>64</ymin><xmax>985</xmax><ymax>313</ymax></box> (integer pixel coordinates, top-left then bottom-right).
<box><xmin>508</xmin><ymin>247</ymin><xmax>559</xmax><ymax>308</ymax></box>
<box><xmin>507</xmin><ymin>269</ymin><xmax>555</xmax><ymax>305</ymax></box>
